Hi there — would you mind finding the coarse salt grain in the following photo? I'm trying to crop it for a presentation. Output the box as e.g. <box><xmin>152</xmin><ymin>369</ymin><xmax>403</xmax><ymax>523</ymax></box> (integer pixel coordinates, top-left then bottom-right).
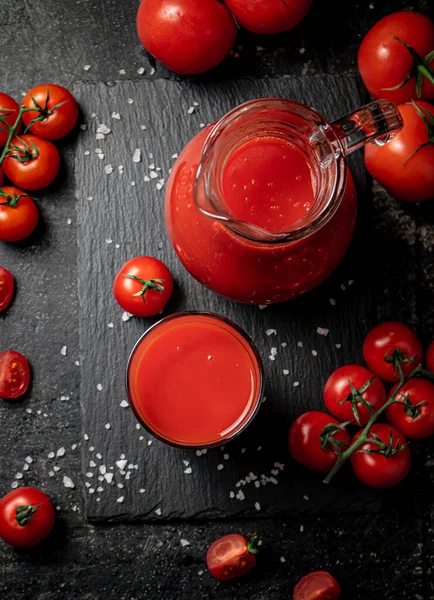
<box><xmin>330</xmin><ymin>298</ymin><xmax>336</xmax><ymax>306</ymax></box>
<box><xmin>63</xmin><ymin>476</ymin><xmax>75</xmax><ymax>489</ymax></box>
<box><xmin>293</xmin><ymin>381</ymin><xmax>300</xmax><ymax>387</ymax></box>
<box><xmin>217</xmin><ymin>464</ymin><xmax>224</xmax><ymax>471</ymax></box>
<box><xmin>122</xmin><ymin>311</ymin><xmax>133</xmax><ymax>322</ymax></box>
<box><xmin>133</xmin><ymin>148</ymin><xmax>141</xmax><ymax>163</ymax></box>
<box><xmin>266</xmin><ymin>329</ymin><xmax>277</xmax><ymax>336</ymax></box>
<box><xmin>116</xmin><ymin>496</ymin><xmax>124</xmax><ymax>503</ymax></box>
<box><xmin>137</xmin><ymin>67</ymin><xmax>145</xmax><ymax>75</ymax></box>
<box><xmin>120</xmin><ymin>400</ymin><xmax>129</xmax><ymax>408</ymax></box>
<box><xmin>97</xmin><ymin>124</ymin><xmax>111</xmax><ymax>135</ymax></box>
<box><xmin>255</xmin><ymin>502</ymin><xmax>261</xmax><ymax>511</ymax></box>
<box><xmin>111</xmin><ymin>112</ymin><xmax>121</xmax><ymax>120</ymax></box>
<box><xmin>236</xmin><ymin>490</ymin><xmax>245</xmax><ymax>501</ymax></box>
<box><xmin>180</xmin><ymin>539</ymin><xmax>190</xmax><ymax>547</ymax></box>
<box><xmin>104</xmin><ymin>473</ymin><xmax>114</xmax><ymax>484</ymax></box>
<box><xmin>283</xmin><ymin>369</ymin><xmax>289</xmax><ymax>375</ymax></box>
<box><xmin>25</xmin><ymin>456</ymin><xmax>33</xmax><ymax>464</ymax></box>
<box><xmin>104</xmin><ymin>165</ymin><xmax>113</xmax><ymax>175</ymax></box>
<box><xmin>311</xmin><ymin>350</ymin><xmax>318</xmax><ymax>356</ymax></box>
<box><xmin>116</xmin><ymin>460</ymin><xmax>127</xmax><ymax>470</ymax></box>
<box><xmin>317</xmin><ymin>327</ymin><xmax>329</xmax><ymax>336</ymax></box>
<box><xmin>57</xmin><ymin>447</ymin><xmax>66</xmax><ymax>457</ymax></box>
<box><xmin>184</xmin><ymin>467</ymin><xmax>192</xmax><ymax>474</ymax></box>
<box><xmin>83</xmin><ymin>64</ymin><xmax>91</xmax><ymax>71</ymax></box>
<box><xmin>97</xmin><ymin>383</ymin><xmax>103</xmax><ymax>391</ymax></box>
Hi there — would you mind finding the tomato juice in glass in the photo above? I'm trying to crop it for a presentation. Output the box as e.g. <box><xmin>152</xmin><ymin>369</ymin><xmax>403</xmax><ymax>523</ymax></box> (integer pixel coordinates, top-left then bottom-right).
<box><xmin>127</xmin><ymin>312</ymin><xmax>264</xmax><ymax>448</ymax></box>
<box><xmin>165</xmin><ymin>98</ymin><xmax>402</xmax><ymax>304</ymax></box>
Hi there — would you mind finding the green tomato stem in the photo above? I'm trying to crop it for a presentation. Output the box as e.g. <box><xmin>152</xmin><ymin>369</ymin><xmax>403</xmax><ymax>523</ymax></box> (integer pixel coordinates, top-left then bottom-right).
<box><xmin>418</xmin><ymin>63</ymin><xmax>434</xmax><ymax>87</ymax></box>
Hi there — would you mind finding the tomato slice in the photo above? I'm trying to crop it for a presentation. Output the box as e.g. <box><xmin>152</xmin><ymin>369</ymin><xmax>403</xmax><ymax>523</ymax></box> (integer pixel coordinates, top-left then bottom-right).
<box><xmin>206</xmin><ymin>534</ymin><xmax>257</xmax><ymax>581</ymax></box>
<box><xmin>293</xmin><ymin>571</ymin><xmax>341</xmax><ymax>600</ymax></box>
<box><xmin>0</xmin><ymin>350</ymin><xmax>31</xmax><ymax>399</ymax></box>
<box><xmin>0</xmin><ymin>267</ymin><xmax>14</xmax><ymax>311</ymax></box>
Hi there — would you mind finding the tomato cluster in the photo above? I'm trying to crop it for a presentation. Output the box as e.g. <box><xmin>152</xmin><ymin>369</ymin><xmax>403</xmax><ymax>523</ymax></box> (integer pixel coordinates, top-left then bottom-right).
<box><xmin>136</xmin><ymin>0</ymin><xmax>312</xmax><ymax>75</ymax></box>
<box><xmin>289</xmin><ymin>322</ymin><xmax>434</xmax><ymax>488</ymax></box>
<box><xmin>358</xmin><ymin>12</ymin><xmax>434</xmax><ymax>203</ymax></box>
<box><xmin>0</xmin><ymin>84</ymin><xmax>78</xmax><ymax>242</ymax></box>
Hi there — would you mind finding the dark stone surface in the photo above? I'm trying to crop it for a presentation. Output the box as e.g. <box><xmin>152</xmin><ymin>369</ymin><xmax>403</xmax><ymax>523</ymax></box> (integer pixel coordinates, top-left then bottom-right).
<box><xmin>1</xmin><ymin>0</ymin><xmax>434</xmax><ymax>598</ymax></box>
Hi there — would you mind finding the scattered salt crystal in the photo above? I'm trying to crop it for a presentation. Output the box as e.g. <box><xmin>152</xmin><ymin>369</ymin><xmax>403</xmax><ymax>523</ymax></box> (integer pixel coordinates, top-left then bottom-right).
<box><xmin>293</xmin><ymin>381</ymin><xmax>300</xmax><ymax>387</ymax></box>
<box><xmin>223</xmin><ymin>454</ymin><xmax>229</xmax><ymax>460</ymax></box>
<box><xmin>119</xmin><ymin>69</ymin><xmax>126</xmax><ymax>75</ymax></box>
<box><xmin>336</xmin><ymin>344</ymin><xmax>341</xmax><ymax>349</ymax></box>
<box><xmin>122</xmin><ymin>311</ymin><xmax>133</xmax><ymax>322</ymax></box>
<box><xmin>140</xmin><ymin>125</ymin><xmax>146</xmax><ymax>130</ymax></box>
<box><xmin>97</xmin><ymin>487</ymin><xmax>104</xmax><ymax>493</ymax></box>
<box><xmin>63</xmin><ymin>476</ymin><xmax>75</xmax><ymax>489</ymax></box>
<box><xmin>255</xmin><ymin>502</ymin><xmax>261</xmax><ymax>511</ymax></box>
<box><xmin>150</xmin><ymin>170</ymin><xmax>158</xmax><ymax>179</ymax></box>
<box><xmin>83</xmin><ymin>64</ymin><xmax>91</xmax><ymax>71</ymax></box>
<box><xmin>116</xmin><ymin>460</ymin><xmax>128</xmax><ymax>470</ymax></box>
<box><xmin>66</xmin><ymin>218</ymin><xmax>72</xmax><ymax>225</ymax></box>
<box><xmin>187</xmin><ymin>107</ymin><xmax>195</xmax><ymax>114</ymax></box>
<box><xmin>97</xmin><ymin>124</ymin><xmax>111</xmax><ymax>135</ymax></box>
<box><xmin>96</xmin><ymin>133</ymin><xmax>105</xmax><ymax>140</ymax></box>
<box><xmin>57</xmin><ymin>447</ymin><xmax>66</xmax><ymax>457</ymax></box>
<box><xmin>137</xmin><ymin>67</ymin><xmax>145</xmax><ymax>75</ymax></box>
<box><xmin>297</xmin><ymin>341</ymin><xmax>303</xmax><ymax>348</ymax></box>
<box><xmin>280</xmin><ymin>556</ymin><xmax>286</xmax><ymax>563</ymax></box>
<box><xmin>257</xmin><ymin>446</ymin><xmax>262</xmax><ymax>452</ymax></box>
<box><xmin>254</xmin><ymin>481</ymin><xmax>260</xmax><ymax>488</ymax></box>
<box><xmin>171</xmin><ymin>153</ymin><xmax>178</xmax><ymax>159</ymax></box>
<box><xmin>111</xmin><ymin>112</ymin><xmax>121</xmax><ymax>120</ymax></box>
<box><xmin>25</xmin><ymin>456</ymin><xmax>33</xmax><ymax>464</ymax></box>
<box><xmin>116</xmin><ymin>496</ymin><xmax>124</xmax><ymax>503</ymax></box>
<box><xmin>84</xmin><ymin>434</ymin><xmax>89</xmax><ymax>441</ymax></box>
<box><xmin>133</xmin><ymin>148</ymin><xmax>141</xmax><ymax>163</ymax></box>
<box><xmin>156</xmin><ymin>182</ymin><xmax>163</xmax><ymax>191</ymax></box>
<box><xmin>150</xmin><ymin>68</ymin><xmax>156</xmax><ymax>76</ymax></box>
<box><xmin>271</xmin><ymin>469</ymin><xmax>279</xmax><ymax>476</ymax></box>
<box><xmin>300</xmin><ymin>525</ymin><xmax>304</xmax><ymax>532</ymax></box>
<box><xmin>341</xmin><ymin>284</ymin><xmax>346</xmax><ymax>291</ymax></box>
<box><xmin>311</xmin><ymin>350</ymin><xmax>318</xmax><ymax>357</ymax></box>
<box><xmin>120</xmin><ymin>400</ymin><xmax>129</xmax><ymax>408</ymax></box>
<box><xmin>97</xmin><ymin>383</ymin><xmax>103</xmax><ymax>391</ymax></box>
<box><xmin>104</xmin><ymin>165</ymin><xmax>113</xmax><ymax>175</ymax></box>
<box><xmin>180</xmin><ymin>539</ymin><xmax>190</xmax><ymax>547</ymax></box>
<box><xmin>48</xmin><ymin>452</ymin><xmax>55</xmax><ymax>459</ymax></box>
<box><xmin>89</xmin><ymin>446</ymin><xmax>94</xmax><ymax>452</ymax></box>
<box><xmin>299</xmin><ymin>47</ymin><xmax>306</xmax><ymax>54</ymax></box>
<box><xmin>97</xmin><ymin>153</ymin><xmax>104</xmax><ymax>159</ymax></box>
<box><xmin>303</xmin><ymin>495</ymin><xmax>309</xmax><ymax>501</ymax></box>
<box><xmin>184</xmin><ymin>467</ymin><xmax>192</xmax><ymax>474</ymax></box>
<box><xmin>198</xmin><ymin>570</ymin><xmax>204</xmax><ymax>576</ymax></box>
<box><xmin>317</xmin><ymin>327</ymin><xmax>329</xmax><ymax>336</ymax></box>
<box><xmin>266</xmin><ymin>329</ymin><xmax>277</xmax><ymax>336</ymax></box>
<box><xmin>236</xmin><ymin>490</ymin><xmax>245</xmax><ymax>501</ymax></box>
<box><xmin>71</xmin><ymin>444</ymin><xmax>77</xmax><ymax>451</ymax></box>
<box><xmin>127</xmin><ymin>98</ymin><xmax>134</xmax><ymax>104</ymax></box>
<box><xmin>86</xmin><ymin>472</ymin><xmax>93</xmax><ymax>478</ymax></box>
<box><xmin>11</xmin><ymin>482</ymin><xmax>18</xmax><ymax>489</ymax></box>
<box><xmin>330</xmin><ymin>298</ymin><xmax>336</xmax><ymax>306</ymax></box>
<box><xmin>99</xmin><ymin>465</ymin><xmax>107</xmax><ymax>475</ymax></box>
<box><xmin>15</xmin><ymin>472</ymin><xmax>23</xmax><ymax>479</ymax></box>
<box><xmin>259</xmin><ymin>304</ymin><xmax>268</xmax><ymax>310</ymax></box>
<box><xmin>229</xmin><ymin>491</ymin><xmax>235</xmax><ymax>498</ymax></box>
<box><xmin>217</xmin><ymin>464</ymin><xmax>224</xmax><ymax>471</ymax></box>
<box><xmin>53</xmin><ymin>466</ymin><xmax>60</xmax><ymax>472</ymax></box>
<box><xmin>104</xmin><ymin>473</ymin><xmax>114</xmax><ymax>484</ymax></box>
<box><xmin>348</xmin><ymin>280</ymin><xmax>354</xmax><ymax>286</ymax></box>
<box><xmin>80</xmin><ymin>124</ymin><xmax>88</xmax><ymax>131</ymax></box>
<box><xmin>117</xmin><ymin>483</ymin><xmax>124</xmax><ymax>488</ymax></box>
<box><xmin>105</xmin><ymin>238</ymin><xmax>113</xmax><ymax>244</ymax></box>
<box><xmin>84</xmin><ymin>150</ymin><xmax>90</xmax><ymax>155</ymax></box>
<box><xmin>144</xmin><ymin>175</ymin><xmax>150</xmax><ymax>182</ymax></box>
<box><xmin>183</xmin><ymin>460</ymin><xmax>190</xmax><ymax>467</ymax></box>
<box><xmin>283</xmin><ymin>369</ymin><xmax>289</xmax><ymax>375</ymax></box>
<box><xmin>89</xmin><ymin>460</ymin><xmax>96</xmax><ymax>468</ymax></box>
<box><xmin>139</xmin><ymin>488</ymin><xmax>145</xmax><ymax>493</ymax></box>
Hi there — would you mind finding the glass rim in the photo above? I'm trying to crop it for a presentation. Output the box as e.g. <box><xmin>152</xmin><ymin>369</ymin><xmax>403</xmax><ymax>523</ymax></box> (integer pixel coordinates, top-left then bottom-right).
<box><xmin>125</xmin><ymin>311</ymin><xmax>265</xmax><ymax>449</ymax></box>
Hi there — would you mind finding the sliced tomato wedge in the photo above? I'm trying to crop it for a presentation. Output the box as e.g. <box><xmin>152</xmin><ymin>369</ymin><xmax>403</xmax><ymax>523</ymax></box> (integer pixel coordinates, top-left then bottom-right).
<box><xmin>0</xmin><ymin>350</ymin><xmax>31</xmax><ymax>399</ymax></box>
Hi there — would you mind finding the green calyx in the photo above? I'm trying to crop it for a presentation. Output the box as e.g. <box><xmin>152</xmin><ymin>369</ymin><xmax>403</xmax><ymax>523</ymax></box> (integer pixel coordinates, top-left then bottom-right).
<box><xmin>25</xmin><ymin>88</ymin><xmax>67</xmax><ymax>132</ymax></box>
<box><xmin>403</xmin><ymin>100</ymin><xmax>434</xmax><ymax>166</ymax></box>
<box><xmin>384</xmin><ymin>348</ymin><xmax>416</xmax><ymax>381</ymax></box>
<box><xmin>320</xmin><ymin>421</ymin><xmax>350</xmax><ymax>455</ymax></box>
<box><xmin>357</xmin><ymin>429</ymin><xmax>408</xmax><ymax>458</ymax></box>
<box><xmin>247</xmin><ymin>535</ymin><xmax>260</xmax><ymax>555</ymax></box>
<box><xmin>337</xmin><ymin>376</ymin><xmax>376</xmax><ymax>425</ymax></box>
<box><xmin>8</xmin><ymin>136</ymin><xmax>39</xmax><ymax>163</ymax></box>
<box><xmin>122</xmin><ymin>274</ymin><xmax>165</xmax><ymax>302</ymax></box>
<box><xmin>399</xmin><ymin>393</ymin><xmax>427</xmax><ymax>420</ymax></box>
<box><xmin>16</xmin><ymin>504</ymin><xmax>42</xmax><ymax>526</ymax></box>
<box><xmin>0</xmin><ymin>189</ymin><xmax>25</xmax><ymax>207</ymax></box>
<box><xmin>382</xmin><ymin>36</ymin><xmax>434</xmax><ymax>97</ymax></box>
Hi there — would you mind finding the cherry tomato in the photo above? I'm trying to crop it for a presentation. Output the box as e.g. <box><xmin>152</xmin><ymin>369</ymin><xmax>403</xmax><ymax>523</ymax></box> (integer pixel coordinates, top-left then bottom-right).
<box><xmin>22</xmin><ymin>84</ymin><xmax>79</xmax><ymax>140</ymax></box>
<box><xmin>0</xmin><ymin>266</ymin><xmax>14</xmax><ymax>312</ymax></box>
<box><xmin>358</xmin><ymin>12</ymin><xmax>434</xmax><ymax>104</ymax></box>
<box><xmin>136</xmin><ymin>0</ymin><xmax>236</xmax><ymax>75</ymax></box>
<box><xmin>288</xmin><ymin>411</ymin><xmax>350</xmax><ymax>473</ymax></box>
<box><xmin>0</xmin><ymin>350</ymin><xmax>31</xmax><ymax>399</ymax></box>
<box><xmin>0</xmin><ymin>487</ymin><xmax>55</xmax><ymax>548</ymax></box>
<box><xmin>206</xmin><ymin>534</ymin><xmax>257</xmax><ymax>581</ymax></box>
<box><xmin>224</xmin><ymin>0</ymin><xmax>312</xmax><ymax>35</ymax></box>
<box><xmin>363</xmin><ymin>322</ymin><xmax>423</xmax><ymax>383</ymax></box>
<box><xmin>293</xmin><ymin>571</ymin><xmax>341</xmax><ymax>600</ymax></box>
<box><xmin>0</xmin><ymin>186</ymin><xmax>39</xmax><ymax>242</ymax></box>
<box><xmin>113</xmin><ymin>256</ymin><xmax>173</xmax><ymax>317</ymax></box>
<box><xmin>324</xmin><ymin>365</ymin><xmax>386</xmax><ymax>425</ymax></box>
<box><xmin>427</xmin><ymin>341</ymin><xmax>434</xmax><ymax>372</ymax></box>
<box><xmin>350</xmin><ymin>424</ymin><xmax>411</xmax><ymax>488</ymax></box>
<box><xmin>2</xmin><ymin>134</ymin><xmax>60</xmax><ymax>191</ymax></box>
<box><xmin>0</xmin><ymin>92</ymin><xmax>20</xmax><ymax>147</ymax></box>
<box><xmin>386</xmin><ymin>379</ymin><xmax>434</xmax><ymax>440</ymax></box>
<box><xmin>365</xmin><ymin>101</ymin><xmax>434</xmax><ymax>203</ymax></box>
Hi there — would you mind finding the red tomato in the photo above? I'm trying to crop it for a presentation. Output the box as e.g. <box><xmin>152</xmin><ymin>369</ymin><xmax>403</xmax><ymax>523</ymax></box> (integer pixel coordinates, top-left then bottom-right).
<box><xmin>363</xmin><ymin>322</ymin><xmax>423</xmax><ymax>382</ymax></box>
<box><xmin>0</xmin><ymin>487</ymin><xmax>55</xmax><ymax>548</ymax></box>
<box><xmin>206</xmin><ymin>534</ymin><xmax>257</xmax><ymax>581</ymax></box>
<box><xmin>2</xmin><ymin>134</ymin><xmax>60</xmax><ymax>191</ymax></box>
<box><xmin>113</xmin><ymin>256</ymin><xmax>173</xmax><ymax>317</ymax></box>
<box><xmin>0</xmin><ymin>92</ymin><xmax>20</xmax><ymax>147</ymax></box>
<box><xmin>0</xmin><ymin>266</ymin><xmax>14</xmax><ymax>312</ymax></box>
<box><xmin>288</xmin><ymin>411</ymin><xmax>350</xmax><ymax>473</ymax></box>
<box><xmin>21</xmin><ymin>84</ymin><xmax>79</xmax><ymax>140</ymax></box>
<box><xmin>293</xmin><ymin>571</ymin><xmax>341</xmax><ymax>600</ymax></box>
<box><xmin>386</xmin><ymin>379</ymin><xmax>434</xmax><ymax>440</ymax></box>
<box><xmin>358</xmin><ymin>12</ymin><xmax>434</xmax><ymax>104</ymax></box>
<box><xmin>365</xmin><ymin>101</ymin><xmax>434</xmax><ymax>202</ymax></box>
<box><xmin>427</xmin><ymin>341</ymin><xmax>434</xmax><ymax>372</ymax></box>
<box><xmin>350</xmin><ymin>424</ymin><xmax>411</xmax><ymax>488</ymax></box>
<box><xmin>224</xmin><ymin>0</ymin><xmax>312</xmax><ymax>34</ymax></box>
<box><xmin>136</xmin><ymin>0</ymin><xmax>236</xmax><ymax>75</ymax></box>
<box><xmin>0</xmin><ymin>186</ymin><xmax>39</xmax><ymax>242</ymax></box>
<box><xmin>324</xmin><ymin>365</ymin><xmax>386</xmax><ymax>425</ymax></box>
<box><xmin>0</xmin><ymin>350</ymin><xmax>31</xmax><ymax>399</ymax></box>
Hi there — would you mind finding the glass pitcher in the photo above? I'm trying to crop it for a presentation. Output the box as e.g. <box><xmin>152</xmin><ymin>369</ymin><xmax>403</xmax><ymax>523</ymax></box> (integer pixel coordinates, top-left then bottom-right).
<box><xmin>165</xmin><ymin>98</ymin><xmax>402</xmax><ymax>304</ymax></box>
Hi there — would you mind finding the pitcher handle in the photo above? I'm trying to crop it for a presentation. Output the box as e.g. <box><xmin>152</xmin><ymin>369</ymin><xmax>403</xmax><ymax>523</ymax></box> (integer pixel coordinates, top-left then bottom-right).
<box><xmin>331</xmin><ymin>99</ymin><xmax>403</xmax><ymax>156</ymax></box>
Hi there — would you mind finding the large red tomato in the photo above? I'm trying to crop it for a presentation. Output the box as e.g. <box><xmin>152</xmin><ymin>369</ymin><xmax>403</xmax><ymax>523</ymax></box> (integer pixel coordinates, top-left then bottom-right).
<box><xmin>363</xmin><ymin>322</ymin><xmax>423</xmax><ymax>382</ymax></box>
<box><xmin>21</xmin><ymin>84</ymin><xmax>79</xmax><ymax>140</ymax></box>
<box><xmin>3</xmin><ymin>134</ymin><xmax>60</xmax><ymax>191</ymax></box>
<box><xmin>358</xmin><ymin>12</ymin><xmax>434</xmax><ymax>104</ymax></box>
<box><xmin>224</xmin><ymin>0</ymin><xmax>312</xmax><ymax>34</ymax></box>
<box><xmin>350</xmin><ymin>424</ymin><xmax>411</xmax><ymax>488</ymax></box>
<box><xmin>365</xmin><ymin>101</ymin><xmax>434</xmax><ymax>202</ymax></box>
<box><xmin>288</xmin><ymin>411</ymin><xmax>350</xmax><ymax>473</ymax></box>
<box><xmin>0</xmin><ymin>92</ymin><xmax>20</xmax><ymax>147</ymax></box>
<box><xmin>136</xmin><ymin>0</ymin><xmax>236</xmax><ymax>75</ymax></box>
<box><xmin>324</xmin><ymin>365</ymin><xmax>386</xmax><ymax>425</ymax></box>
<box><xmin>0</xmin><ymin>487</ymin><xmax>55</xmax><ymax>548</ymax></box>
<box><xmin>386</xmin><ymin>379</ymin><xmax>434</xmax><ymax>440</ymax></box>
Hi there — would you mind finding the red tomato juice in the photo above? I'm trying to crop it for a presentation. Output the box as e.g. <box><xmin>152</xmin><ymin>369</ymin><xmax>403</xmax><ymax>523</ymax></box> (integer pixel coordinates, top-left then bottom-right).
<box><xmin>127</xmin><ymin>313</ymin><xmax>263</xmax><ymax>447</ymax></box>
<box><xmin>221</xmin><ymin>136</ymin><xmax>314</xmax><ymax>233</ymax></box>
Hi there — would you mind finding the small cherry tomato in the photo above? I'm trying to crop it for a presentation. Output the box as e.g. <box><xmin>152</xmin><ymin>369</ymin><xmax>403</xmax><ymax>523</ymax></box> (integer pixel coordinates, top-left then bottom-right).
<box><xmin>0</xmin><ymin>487</ymin><xmax>55</xmax><ymax>548</ymax></box>
<box><xmin>426</xmin><ymin>341</ymin><xmax>434</xmax><ymax>373</ymax></box>
<box><xmin>288</xmin><ymin>411</ymin><xmax>350</xmax><ymax>473</ymax></box>
<box><xmin>22</xmin><ymin>84</ymin><xmax>79</xmax><ymax>140</ymax></box>
<box><xmin>358</xmin><ymin>11</ymin><xmax>434</xmax><ymax>104</ymax></box>
<box><xmin>350</xmin><ymin>424</ymin><xmax>411</xmax><ymax>488</ymax></box>
<box><xmin>136</xmin><ymin>0</ymin><xmax>237</xmax><ymax>75</ymax></box>
<box><xmin>113</xmin><ymin>256</ymin><xmax>174</xmax><ymax>317</ymax></box>
<box><xmin>0</xmin><ymin>266</ymin><xmax>14</xmax><ymax>311</ymax></box>
<box><xmin>293</xmin><ymin>571</ymin><xmax>341</xmax><ymax>600</ymax></box>
<box><xmin>0</xmin><ymin>186</ymin><xmax>39</xmax><ymax>242</ymax></box>
<box><xmin>0</xmin><ymin>92</ymin><xmax>20</xmax><ymax>147</ymax></box>
<box><xmin>324</xmin><ymin>365</ymin><xmax>386</xmax><ymax>425</ymax></box>
<box><xmin>206</xmin><ymin>534</ymin><xmax>258</xmax><ymax>581</ymax></box>
<box><xmin>363</xmin><ymin>322</ymin><xmax>423</xmax><ymax>382</ymax></box>
<box><xmin>3</xmin><ymin>134</ymin><xmax>60</xmax><ymax>191</ymax></box>
<box><xmin>0</xmin><ymin>350</ymin><xmax>31</xmax><ymax>399</ymax></box>
<box><xmin>365</xmin><ymin>101</ymin><xmax>434</xmax><ymax>203</ymax></box>
<box><xmin>224</xmin><ymin>0</ymin><xmax>312</xmax><ymax>35</ymax></box>
<box><xmin>386</xmin><ymin>379</ymin><xmax>434</xmax><ymax>440</ymax></box>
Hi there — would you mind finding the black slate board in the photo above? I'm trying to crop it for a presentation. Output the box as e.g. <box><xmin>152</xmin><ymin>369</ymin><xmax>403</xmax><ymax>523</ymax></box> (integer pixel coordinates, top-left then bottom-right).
<box><xmin>75</xmin><ymin>75</ymin><xmax>386</xmax><ymax>522</ymax></box>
